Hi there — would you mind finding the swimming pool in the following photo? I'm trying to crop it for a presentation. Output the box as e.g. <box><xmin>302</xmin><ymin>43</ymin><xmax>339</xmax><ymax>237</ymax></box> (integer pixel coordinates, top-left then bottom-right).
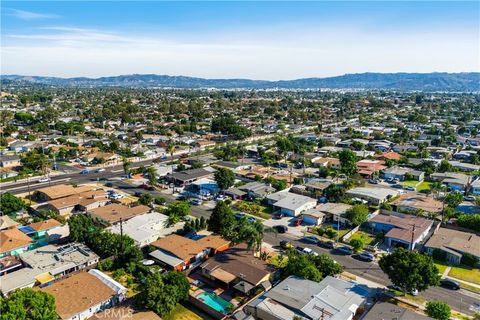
<box><xmin>196</xmin><ymin>292</ymin><xmax>233</xmax><ymax>314</ymax></box>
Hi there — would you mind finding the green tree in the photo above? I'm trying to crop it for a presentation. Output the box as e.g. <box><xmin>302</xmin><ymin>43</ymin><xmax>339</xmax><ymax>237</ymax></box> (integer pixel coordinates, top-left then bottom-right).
<box><xmin>122</xmin><ymin>157</ymin><xmax>131</xmax><ymax>175</ymax></box>
<box><xmin>163</xmin><ymin>201</ymin><xmax>190</xmax><ymax>226</ymax></box>
<box><xmin>21</xmin><ymin>150</ymin><xmax>50</xmax><ymax>174</ymax></box>
<box><xmin>146</xmin><ymin>166</ymin><xmax>157</xmax><ymax>186</ymax></box>
<box><xmin>345</xmin><ymin>204</ymin><xmax>369</xmax><ymax>226</ymax></box>
<box><xmin>0</xmin><ymin>193</ymin><xmax>27</xmax><ymax>215</ymax></box>
<box><xmin>350</xmin><ymin>238</ymin><xmax>364</xmax><ymax>252</ymax></box>
<box><xmin>425</xmin><ymin>301</ymin><xmax>451</xmax><ymax>320</ymax></box>
<box><xmin>138</xmin><ymin>193</ymin><xmax>153</xmax><ymax>206</ymax></box>
<box><xmin>312</xmin><ymin>253</ymin><xmax>344</xmax><ymax>277</ymax></box>
<box><xmin>0</xmin><ymin>288</ymin><xmax>58</xmax><ymax>320</ymax></box>
<box><xmin>444</xmin><ymin>192</ymin><xmax>463</xmax><ymax>208</ymax></box>
<box><xmin>214</xmin><ymin>167</ymin><xmax>235</xmax><ymax>191</ymax></box>
<box><xmin>208</xmin><ymin>201</ymin><xmax>235</xmax><ymax>237</ymax></box>
<box><xmin>324</xmin><ymin>184</ymin><xmax>346</xmax><ymax>202</ymax></box>
<box><xmin>138</xmin><ymin>271</ymin><xmax>190</xmax><ymax>317</ymax></box>
<box><xmin>379</xmin><ymin>248</ymin><xmax>440</xmax><ymax>293</ymax></box>
<box><xmin>284</xmin><ymin>252</ymin><xmax>323</xmax><ymax>282</ymax></box>
<box><xmin>438</xmin><ymin>160</ymin><xmax>453</xmax><ymax>173</ymax></box>
<box><xmin>338</xmin><ymin>149</ymin><xmax>357</xmax><ymax>177</ymax></box>
<box><xmin>68</xmin><ymin>214</ymin><xmax>98</xmax><ymax>243</ymax></box>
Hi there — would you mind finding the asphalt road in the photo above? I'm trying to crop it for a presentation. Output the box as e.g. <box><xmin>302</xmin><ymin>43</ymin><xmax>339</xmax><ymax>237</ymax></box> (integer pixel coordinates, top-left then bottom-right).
<box><xmin>2</xmin><ymin>157</ymin><xmax>478</xmax><ymax>315</ymax></box>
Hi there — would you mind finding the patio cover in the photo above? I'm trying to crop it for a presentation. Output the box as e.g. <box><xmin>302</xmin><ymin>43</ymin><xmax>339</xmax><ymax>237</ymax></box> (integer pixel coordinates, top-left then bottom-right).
<box><xmin>35</xmin><ymin>272</ymin><xmax>55</xmax><ymax>284</ymax></box>
<box><xmin>210</xmin><ymin>268</ymin><xmax>236</xmax><ymax>284</ymax></box>
<box><xmin>149</xmin><ymin>249</ymin><xmax>184</xmax><ymax>268</ymax></box>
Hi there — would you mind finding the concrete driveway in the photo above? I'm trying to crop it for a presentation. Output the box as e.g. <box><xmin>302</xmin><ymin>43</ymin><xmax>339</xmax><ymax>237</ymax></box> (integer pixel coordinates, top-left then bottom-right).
<box><xmin>263</xmin><ymin>216</ymin><xmax>307</xmax><ymax>238</ymax></box>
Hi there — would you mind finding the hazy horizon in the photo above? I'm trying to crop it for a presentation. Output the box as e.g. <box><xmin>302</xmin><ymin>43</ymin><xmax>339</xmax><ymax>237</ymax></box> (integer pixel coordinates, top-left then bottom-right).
<box><xmin>2</xmin><ymin>1</ymin><xmax>479</xmax><ymax>80</ymax></box>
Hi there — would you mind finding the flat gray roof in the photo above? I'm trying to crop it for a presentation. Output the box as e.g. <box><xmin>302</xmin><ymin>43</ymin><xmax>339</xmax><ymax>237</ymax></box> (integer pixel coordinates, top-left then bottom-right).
<box><xmin>149</xmin><ymin>249</ymin><xmax>184</xmax><ymax>268</ymax></box>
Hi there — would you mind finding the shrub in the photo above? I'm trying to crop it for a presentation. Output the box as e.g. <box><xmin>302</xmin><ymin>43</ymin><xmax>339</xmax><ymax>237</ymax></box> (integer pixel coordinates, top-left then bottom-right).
<box><xmin>324</xmin><ymin>227</ymin><xmax>338</xmax><ymax>239</ymax></box>
<box><xmin>426</xmin><ymin>301</ymin><xmax>451</xmax><ymax>320</ymax></box>
<box><xmin>461</xmin><ymin>252</ymin><xmax>479</xmax><ymax>267</ymax></box>
<box><xmin>350</xmin><ymin>238</ymin><xmax>364</xmax><ymax>252</ymax></box>
<box><xmin>97</xmin><ymin>258</ymin><xmax>114</xmax><ymax>271</ymax></box>
<box><xmin>432</xmin><ymin>248</ymin><xmax>447</xmax><ymax>263</ymax></box>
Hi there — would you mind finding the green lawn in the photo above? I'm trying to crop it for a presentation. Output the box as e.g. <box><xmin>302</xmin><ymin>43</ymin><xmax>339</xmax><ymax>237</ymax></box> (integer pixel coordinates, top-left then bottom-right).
<box><xmin>347</xmin><ymin>230</ymin><xmax>375</xmax><ymax>245</ymax></box>
<box><xmin>164</xmin><ymin>303</ymin><xmax>213</xmax><ymax>320</ymax></box>
<box><xmin>460</xmin><ymin>282</ymin><xmax>480</xmax><ymax>294</ymax></box>
<box><xmin>448</xmin><ymin>266</ymin><xmax>480</xmax><ymax>285</ymax></box>
<box><xmin>400</xmin><ymin>180</ymin><xmax>420</xmax><ymax>188</ymax></box>
<box><xmin>433</xmin><ymin>261</ymin><xmax>448</xmax><ymax>274</ymax></box>
<box><xmin>234</xmin><ymin>201</ymin><xmax>272</xmax><ymax>219</ymax></box>
<box><xmin>416</xmin><ymin>181</ymin><xmax>432</xmax><ymax>191</ymax></box>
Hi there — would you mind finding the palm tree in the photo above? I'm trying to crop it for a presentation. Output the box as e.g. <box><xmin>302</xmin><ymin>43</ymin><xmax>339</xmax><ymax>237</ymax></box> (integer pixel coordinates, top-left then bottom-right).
<box><xmin>166</xmin><ymin>141</ymin><xmax>176</xmax><ymax>157</ymax></box>
<box><xmin>122</xmin><ymin>157</ymin><xmax>131</xmax><ymax>176</ymax></box>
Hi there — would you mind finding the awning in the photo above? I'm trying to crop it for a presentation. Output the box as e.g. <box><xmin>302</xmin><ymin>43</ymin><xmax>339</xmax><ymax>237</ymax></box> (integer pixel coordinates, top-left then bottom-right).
<box><xmin>210</xmin><ymin>268</ymin><xmax>236</xmax><ymax>284</ymax></box>
<box><xmin>35</xmin><ymin>272</ymin><xmax>54</xmax><ymax>284</ymax></box>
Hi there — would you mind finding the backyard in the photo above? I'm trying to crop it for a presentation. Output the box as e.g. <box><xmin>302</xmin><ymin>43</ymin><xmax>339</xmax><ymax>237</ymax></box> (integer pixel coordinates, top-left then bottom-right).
<box><xmin>164</xmin><ymin>303</ymin><xmax>213</xmax><ymax>320</ymax></box>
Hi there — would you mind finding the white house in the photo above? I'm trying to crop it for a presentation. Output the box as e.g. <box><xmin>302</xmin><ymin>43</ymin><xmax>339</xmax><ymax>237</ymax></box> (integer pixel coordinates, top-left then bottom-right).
<box><xmin>266</xmin><ymin>191</ymin><xmax>317</xmax><ymax>216</ymax></box>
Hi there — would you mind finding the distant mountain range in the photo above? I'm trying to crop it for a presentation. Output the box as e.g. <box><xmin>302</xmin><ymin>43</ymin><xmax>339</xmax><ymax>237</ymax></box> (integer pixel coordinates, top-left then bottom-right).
<box><xmin>2</xmin><ymin>72</ymin><xmax>479</xmax><ymax>91</ymax></box>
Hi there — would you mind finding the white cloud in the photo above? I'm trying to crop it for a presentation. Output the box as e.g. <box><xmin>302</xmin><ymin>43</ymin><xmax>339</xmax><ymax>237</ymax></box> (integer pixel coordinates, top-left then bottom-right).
<box><xmin>2</xmin><ymin>26</ymin><xmax>479</xmax><ymax>79</ymax></box>
<box><xmin>8</xmin><ymin>9</ymin><xmax>60</xmax><ymax>20</ymax></box>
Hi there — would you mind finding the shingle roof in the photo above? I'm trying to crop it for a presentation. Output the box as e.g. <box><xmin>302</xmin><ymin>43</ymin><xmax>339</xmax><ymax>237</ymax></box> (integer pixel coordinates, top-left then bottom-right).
<box><xmin>39</xmin><ymin>271</ymin><xmax>118</xmax><ymax>320</ymax></box>
<box><xmin>0</xmin><ymin>228</ymin><xmax>32</xmax><ymax>254</ymax></box>
<box><xmin>151</xmin><ymin>234</ymin><xmax>229</xmax><ymax>261</ymax></box>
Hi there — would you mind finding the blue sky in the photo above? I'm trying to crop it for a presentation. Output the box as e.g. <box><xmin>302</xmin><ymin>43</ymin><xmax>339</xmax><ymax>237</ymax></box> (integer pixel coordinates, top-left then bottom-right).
<box><xmin>1</xmin><ymin>1</ymin><xmax>479</xmax><ymax>79</ymax></box>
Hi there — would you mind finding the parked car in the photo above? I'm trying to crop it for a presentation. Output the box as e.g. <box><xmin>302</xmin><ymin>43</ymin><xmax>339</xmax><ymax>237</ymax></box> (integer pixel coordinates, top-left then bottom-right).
<box><xmin>215</xmin><ymin>195</ymin><xmax>227</xmax><ymax>201</ymax></box>
<box><xmin>368</xmin><ymin>179</ymin><xmax>379</xmax><ymax>184</ymax></box>
<box><xmin>273</xmin><ymin>212</ymin><xmax>283</xmax><ymax>219</ymax></box>
<box><xmin>96</xmin><ymin>168</ymin><xmax>106</xmax><ymax>173</ymax></box>
<box><xmin>404</xmin><ymin>186</ymin><xmax>416</xmax><ymax>191</ymax></box>
<box><xmin>335</xmin><ymin>246</ymin><xmax>353</xmax><ymax>255</ymax></box>
<box><xmin>80</xmin><ymin>169</ymin><xmax>91</xmax><ymax>174</ymax></box>
<box><xmin>391</xmin><ymin>285</ymin><xmax>419</xmax><ymax>296</ymax></box>
<box><xmin>280</xmin><ymin>240</ymin><xmax>293</xmax><ymax>249</ymax></box>
<box><xmin>273</xmin><ymin>225</ymin><xmax>288</xmax><ymax>233</ymax></box>
<box><xmin>134</xmin><ymin>192</ymin><xmax>143</xmax><ymax>197</ymax></box>
<box><xmin>440</xmin><ymin>279</ymin><xmax>460</xmax><ymax>290</ymax></box>
<box><xmin>302</xmin><ymin>236</ymin><xmax>319</xmax><ymax>244</ymax></box>
<box><xmin>110</xmin><ymin>193</ymin><xmax>124</xmax><ymax>200</ymax></box>
<box><xmin>295</xmin><ymin>246</ymin><xmax>306</xmax><ymax>254</ymax></box>
<box><xmin>318</xmin><ymin>240</ymin><xmax>335</xmax><ymax>249</ymax></box>
<box><xmin>392</xmin><ymin>184</ymin><xmax>403</xmax><ymax>189</ymax></box>
<box><xmin>464</xmin><ymin>195</ymin><xmax>476</xmax><ymax>201</ymax></box>
<box><xmin>356</xmin><ymin>251</ymin><xmax>375</xmax><ymax>262</ymax></box>
<box><xmin>234</xmin><ymin>212</ymin><xmax>245</xmax><ymax>220</ymax></box>
<box><xmin>246</xmin><ymin>216</ymin><xmax>256</xmax><ymax>223</ymax></box>
<box><xmin>191</xmin><ymin>199</ymin><xmax>202</xmax><ymax>206</ymax></box>
<box><xmin>38</xmin><ymin>177</ymin><xmax>51</xmax><ymax>183</ymax></box>
<box><xmin>293</xmin><ymin>218</ymin><xmax>303</xmax><ymax>226</ymax></box>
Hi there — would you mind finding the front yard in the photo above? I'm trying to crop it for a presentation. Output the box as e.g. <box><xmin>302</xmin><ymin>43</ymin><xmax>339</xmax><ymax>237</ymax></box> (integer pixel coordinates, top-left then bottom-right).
<box><xmin>448</xmin><ymin>266</ymin><xmax>480</xmax><ymax>285</ymax></box>
<box><xmin>399</xmin><ymin>180</ymin><xmax>431</xmax><ymax>191</ymax></box>
<box><xmin>346</xmin><ymin>230</ymin><xmax>376</xmax><ymax>245</ymax></box>
<box><xmin>234</xmin><ymin>201</ymin><xmax>272</xmax><ymax>219</ymax></box>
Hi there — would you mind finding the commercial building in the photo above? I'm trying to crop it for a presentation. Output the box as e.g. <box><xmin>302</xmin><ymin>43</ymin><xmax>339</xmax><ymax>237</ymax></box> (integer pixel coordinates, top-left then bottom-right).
<box><xmin>34</xmin><ymin>184</ymin><xmax>95</xmax><ymax>202</ymax></box>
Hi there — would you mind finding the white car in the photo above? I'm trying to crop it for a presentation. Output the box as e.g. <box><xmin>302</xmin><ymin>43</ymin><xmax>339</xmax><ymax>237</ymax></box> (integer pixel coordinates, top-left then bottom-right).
<box><xmin>109</xmin><ymin>193</ymin><xmax>124</xmax><ymax>200</ymax></box>
<box><xmin>215</xmin><ymin>195</ymin><xmax>227</xmax><ymax>201</ymax></box>
<box><xmin>38</xmin><ymin>177</ymin><xmax>51</xmax><ymax>183</ymax></box>
<box><xmin>96</xmin><ymin>168</ymin><xmax>106</xmax><ymax>173</ymax></box>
